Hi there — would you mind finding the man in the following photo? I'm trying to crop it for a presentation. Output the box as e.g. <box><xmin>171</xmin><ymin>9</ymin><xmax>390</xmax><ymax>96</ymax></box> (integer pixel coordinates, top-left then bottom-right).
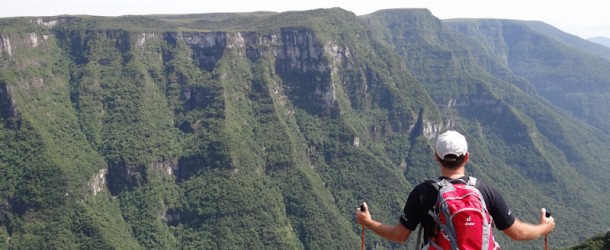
<box><xmin>356</xmin><ymin>130</ymin><xmax>556</xmax><ymax>246</ymax></box>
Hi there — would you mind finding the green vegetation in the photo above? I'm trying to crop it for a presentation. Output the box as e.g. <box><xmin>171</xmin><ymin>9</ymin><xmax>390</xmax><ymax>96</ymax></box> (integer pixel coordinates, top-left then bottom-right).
<box><xmin>0</xmin><ymin>7</ymin><xmax>609</xmax><ymax>249</ymax></box>
<box><xmin>562</xmin><ymin>231</ymin><xmax>610</xmax><ymax>250</ymax></box>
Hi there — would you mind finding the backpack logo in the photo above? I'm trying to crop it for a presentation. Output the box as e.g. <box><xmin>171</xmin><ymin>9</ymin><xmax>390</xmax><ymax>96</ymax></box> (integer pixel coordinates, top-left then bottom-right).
<box><xmin>422</xmin><ymin>177</ymin><xmax>499</xmax><ymax>250</ymax></box>
<box><xmin>464</xmin><ymin>216</ymin><xmax>475</xmax><ymax>226</ymax></box>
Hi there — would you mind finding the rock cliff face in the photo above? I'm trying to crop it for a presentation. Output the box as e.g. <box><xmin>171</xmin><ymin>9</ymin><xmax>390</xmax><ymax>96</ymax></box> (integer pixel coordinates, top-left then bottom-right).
<box><xmin>0</xmin><ymin>83</ymin><xmax>19</xmax><ymax>128</ymax></box>
<box><xmin>0</xmin><ymin>34</ymin><xmax>12</xmax><ymax>57</ymax></box>
<box><xmin>1</xmin><ymin>8</ymin><xmax>610</xmax><ymax>249</ymax></box>
<box><xmin>0</xmin><ymin>14</ymin><xmax>432</xmax><ymax>248</ymax></box>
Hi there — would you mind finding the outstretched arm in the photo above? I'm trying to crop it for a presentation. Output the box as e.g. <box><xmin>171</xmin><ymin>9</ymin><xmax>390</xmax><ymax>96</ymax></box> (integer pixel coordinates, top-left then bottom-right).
<box><xmin>356</xmin><ymin>202</ymin><xmax>412</xmax><ymax>243</ymax></box>
<box><xmin>502</xmin><ymin>208</ymin><xmax>556</xmax><ymax>241</ymax></box>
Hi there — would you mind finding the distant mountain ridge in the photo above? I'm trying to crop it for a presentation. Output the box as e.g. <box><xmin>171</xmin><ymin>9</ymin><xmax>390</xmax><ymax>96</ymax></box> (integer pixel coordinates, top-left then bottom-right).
<box><xmin>589</xmin><ymin>36</ymin><xmax>610</xmax><ymax>48</ymax></box>
<box><xmin>520</xmin><ymin>21</ymin><xmax>610</xmax><ymax>61</ymax></box>
<box><xmin>441</xmin><ymin>18</ymin><xmax>610</xmax><ymax>135</ymax></box>
<box><xmin>0</xmin><ymin>8</ymin><xmax>609</xmax><ymax>249</ymax></box>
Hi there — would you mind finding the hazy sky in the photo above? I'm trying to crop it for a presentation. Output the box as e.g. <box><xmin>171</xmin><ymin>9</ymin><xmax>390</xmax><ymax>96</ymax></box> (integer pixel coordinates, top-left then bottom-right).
<box><xmin>1</xmin><ymin>0</ymin><xmax>609</xmax><ymax>39</ymax></box>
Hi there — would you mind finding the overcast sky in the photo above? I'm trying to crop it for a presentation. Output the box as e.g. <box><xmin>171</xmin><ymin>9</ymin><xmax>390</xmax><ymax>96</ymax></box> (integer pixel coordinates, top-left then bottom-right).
<box><xmin>1</xmin><ymin>0</ymin><xmax>608</xmax><ymax>39</ymax></box>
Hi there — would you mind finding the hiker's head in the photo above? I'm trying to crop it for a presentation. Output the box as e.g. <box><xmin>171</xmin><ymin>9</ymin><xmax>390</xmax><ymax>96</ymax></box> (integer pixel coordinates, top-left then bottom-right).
<box><xmin>435</xmin><ymin>130</ymin><xmax>469</xmax><ymax>169</ymax></box>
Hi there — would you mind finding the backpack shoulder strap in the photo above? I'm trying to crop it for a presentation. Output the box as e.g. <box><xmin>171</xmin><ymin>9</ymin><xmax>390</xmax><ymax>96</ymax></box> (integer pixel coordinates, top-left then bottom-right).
<box><xmin>426</xmin><ymin>178</ymin><xmax>463</xmax><ymax>193</ymax></box>
<box><xmin>416</xmin><ymin>224</ymin><xmax>423</xmax><ymax>249</ymax></box>
<box><xmin>419</xmin><ymin>178</ymin><xmax>443</xmax><ymax>248</ymax></box>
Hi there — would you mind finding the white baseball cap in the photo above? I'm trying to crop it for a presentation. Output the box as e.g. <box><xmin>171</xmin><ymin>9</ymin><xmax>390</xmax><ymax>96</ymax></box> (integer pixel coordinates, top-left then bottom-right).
<box><xmin>435</xmin><ymin>130</ymin><xmax>468</xmax><ymax>161</ymax></box>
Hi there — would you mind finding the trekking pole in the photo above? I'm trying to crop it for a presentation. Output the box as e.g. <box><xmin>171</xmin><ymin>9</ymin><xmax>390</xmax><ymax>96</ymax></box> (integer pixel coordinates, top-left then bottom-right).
<box><xmin>360</xmin><ymin>203</ymin><xmax>366</xmax><ymax>250</ymax></box>
<box><xmin>544</xmin><ymin>211</ymin><xmax>551</xmax><ymax>250</ymax></box>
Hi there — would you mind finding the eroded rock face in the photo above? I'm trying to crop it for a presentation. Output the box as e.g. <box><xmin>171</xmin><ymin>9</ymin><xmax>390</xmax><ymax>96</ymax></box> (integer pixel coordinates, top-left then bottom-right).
<box><xmin>0</xmin><ymin>32</ymin><xmax>53</xmax><ymax>58</ymax></box>
<box><xmin>169</xmin><ymin>28</ymin><xmax>348</xmax><ymax>118</ymax></box>
<box><xmin>0</xmin><ymin>34</ymin><xmax>12</xmax><ymax>57</ymax></box>
<box><xmin>151</xmin><ymin>159</ymin><xmax>178</xmax><ymax>176</ymax></box>
<box><xmin>89</xmin><ymin>168</ymin><xmax>107</xmax><ymax>196</ymax></box>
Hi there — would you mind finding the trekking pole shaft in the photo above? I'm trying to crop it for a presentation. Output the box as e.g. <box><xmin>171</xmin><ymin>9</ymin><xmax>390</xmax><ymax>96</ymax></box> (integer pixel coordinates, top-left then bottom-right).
<box><xmin>361</xmin><ymin>225</ymin><xmax>365</xmax><ymax>250</ymax></box>
<box><xmin>544</xmin><ymin>235</ymin><xmax>548</xmax><ymax>250</ymax></box>
<box><xmin>544</xmin><ymin>211</ymin><xmax>551</xmax><ymax>250</ymax></box>
<box><xmin>360</xmin><ymin>203</ymin><xmax>366</xmax><ymax>250</ymax></box>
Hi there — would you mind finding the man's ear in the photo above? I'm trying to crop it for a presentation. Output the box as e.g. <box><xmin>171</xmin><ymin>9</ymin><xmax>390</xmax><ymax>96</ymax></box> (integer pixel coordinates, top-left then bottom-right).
<box><xmin>434</xmin><ymin>153</ymin><xmax>441</xmax><ymax>162</ymax></box>
<box><xmin>463</xmin><ymin>152</ymin><xmax>469</xmax><ymax>163</ymax></box>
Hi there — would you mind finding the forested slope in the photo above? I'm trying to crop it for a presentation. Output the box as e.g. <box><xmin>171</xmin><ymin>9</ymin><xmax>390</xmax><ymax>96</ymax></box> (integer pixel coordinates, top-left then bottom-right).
<box><xmin>0</xmin><ymin>8</ymin><xmax>609</xmax><ymax>249</ymax></box>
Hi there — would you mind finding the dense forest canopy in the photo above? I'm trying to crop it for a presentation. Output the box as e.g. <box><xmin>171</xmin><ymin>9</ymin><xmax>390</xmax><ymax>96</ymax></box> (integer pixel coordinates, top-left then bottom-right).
<box><xmin>0</xmin><ymin>8</ymin><xmax>609</xmax><ymax>249</ymax></box>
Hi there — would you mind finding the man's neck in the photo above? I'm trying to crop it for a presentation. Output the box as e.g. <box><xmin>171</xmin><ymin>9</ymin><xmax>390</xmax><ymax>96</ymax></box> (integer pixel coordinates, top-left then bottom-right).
<box><xmin>443</xmin><ymin>173</ymin><xmax>466</xmax><ymax>179</ymax></box>
<box><xmin>440</xmin><ymin>166</ymin><xmax>466</xmax><ymax>179</ymax></box>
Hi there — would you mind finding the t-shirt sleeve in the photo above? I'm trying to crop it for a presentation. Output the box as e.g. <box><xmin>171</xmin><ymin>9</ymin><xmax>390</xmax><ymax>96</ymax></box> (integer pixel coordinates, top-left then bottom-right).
<box><xmin>399</xmin><ymin>184</ymin><xmax>427</xmax><ymax>230</ymax></box>
<box><xmin>479</xmin><ymin>181</ymin><xmax>516</xmax><ymax>230</ymax></box>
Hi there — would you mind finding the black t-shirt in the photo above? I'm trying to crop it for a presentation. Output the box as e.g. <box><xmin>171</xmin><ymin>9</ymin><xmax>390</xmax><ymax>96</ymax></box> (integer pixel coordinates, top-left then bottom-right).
<box><xmin>399</xmin><ymin>176</ymin><xmax>515</xmax><ymax>241</ymax></box>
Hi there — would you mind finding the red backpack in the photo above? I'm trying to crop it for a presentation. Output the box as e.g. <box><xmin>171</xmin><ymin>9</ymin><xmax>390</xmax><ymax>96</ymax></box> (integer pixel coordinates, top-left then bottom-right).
<box><xmin>421</xmin><ymin>177</ymin><xmax>499</xmax><ymax>250</ymax></box>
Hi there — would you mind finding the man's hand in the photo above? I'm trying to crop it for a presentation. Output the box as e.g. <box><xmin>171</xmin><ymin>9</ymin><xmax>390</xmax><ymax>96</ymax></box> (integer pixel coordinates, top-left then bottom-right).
<box><xmin>354</xmin><ymin>201</ymin><xmax>412</xmax><ymax>242</ymax></box>
<box><xmin>356</xmin><ymin>202</ymin><xmax>371</xmax><ymax>227</ymax></box>
<box><xmin>539</xmin><ymin>208</ymin><xmax>556</xmax><ymax>234</ymax></box>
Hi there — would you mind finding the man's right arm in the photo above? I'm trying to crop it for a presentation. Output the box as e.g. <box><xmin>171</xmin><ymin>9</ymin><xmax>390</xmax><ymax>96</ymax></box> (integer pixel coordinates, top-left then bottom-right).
<box><xmin>364</xmin><ymin>219</ymin><xmax>412</xmax><ymax>243</ymax></box>
<box><xmin>501</xmin><ymin>208</ymin><xmax>556</xmax><ymax>241</ymax></box>
<box><xmin>356</xmin><ymin>202</ymin><xmax>412</xmax><ymax>243</ymax></box>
